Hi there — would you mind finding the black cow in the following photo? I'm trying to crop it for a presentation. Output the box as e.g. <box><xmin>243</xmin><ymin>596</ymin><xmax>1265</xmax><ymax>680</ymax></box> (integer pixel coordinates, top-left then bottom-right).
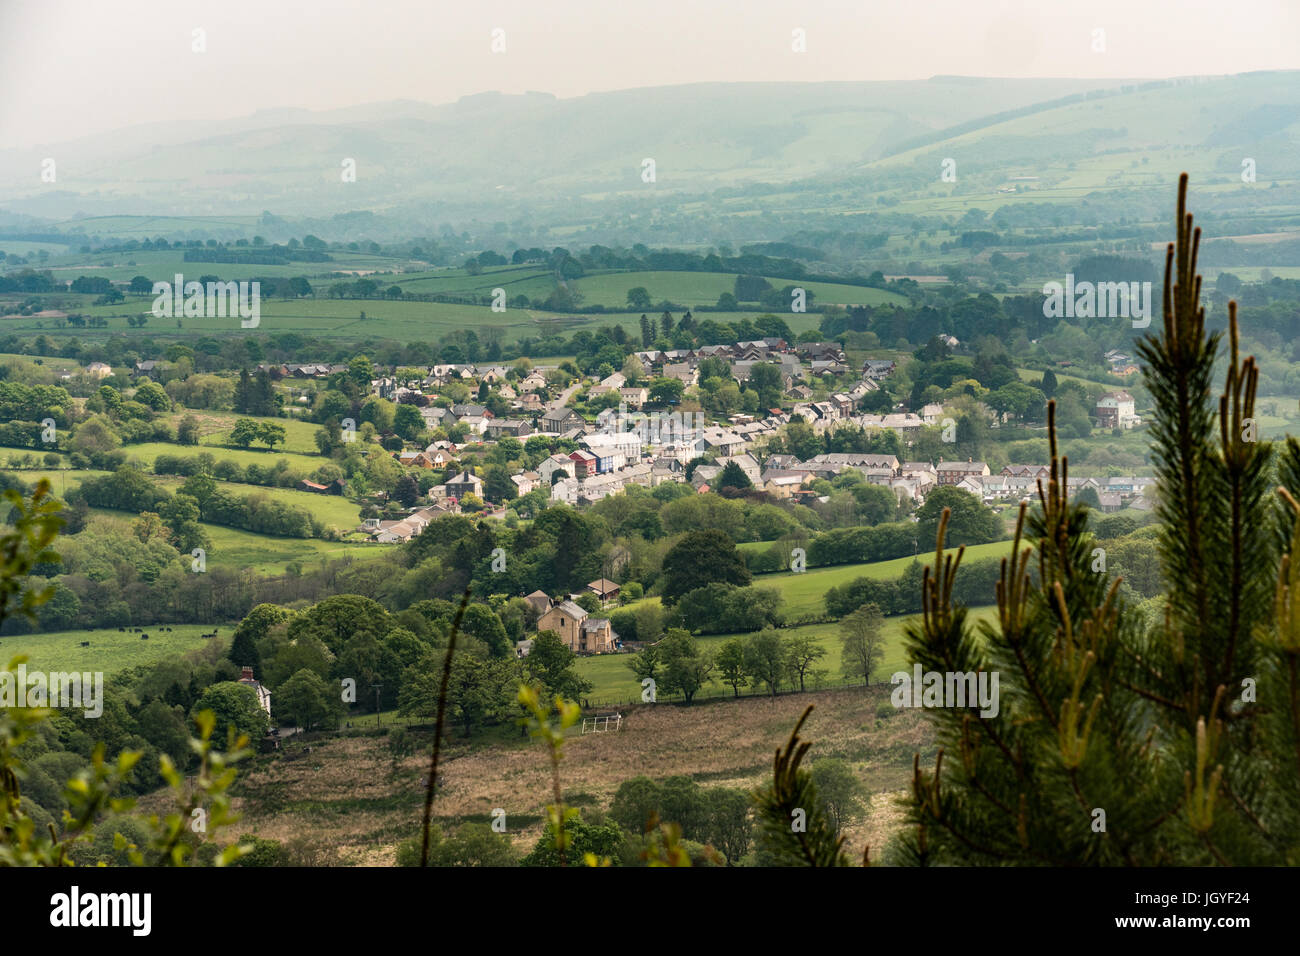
<box><xmin>79</xmin><ymin>641</ymin><xmax>90</xmax><ymax>647</ymax></box>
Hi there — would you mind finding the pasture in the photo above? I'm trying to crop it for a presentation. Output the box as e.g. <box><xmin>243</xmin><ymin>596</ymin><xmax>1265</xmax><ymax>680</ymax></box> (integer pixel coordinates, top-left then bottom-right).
<box><xmin>575</xmin><ymin>605</ymin><xmax>1000</xmax><ymax>706</ymax></box>
<box><xmin>1</xmin><ymin>624</ymin><xmax>226</xmax><ymax>677</ymax></box>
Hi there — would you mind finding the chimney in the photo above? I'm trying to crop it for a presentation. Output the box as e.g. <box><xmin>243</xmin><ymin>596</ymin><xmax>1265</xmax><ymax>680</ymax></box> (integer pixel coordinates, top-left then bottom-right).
<box><xmin>241</xmin><ymin>666</ymin><xmax>254</xmax><ymax>682</ymax></box>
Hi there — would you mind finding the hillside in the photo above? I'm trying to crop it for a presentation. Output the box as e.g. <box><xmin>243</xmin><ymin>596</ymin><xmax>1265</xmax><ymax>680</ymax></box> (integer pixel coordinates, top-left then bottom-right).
<box><xmin>0</xmin><ymin>78</ymin><xmax>1133</xmax><ymax>220</ymax></box>
<box><xmin>208</xmin><ymin>684</ymin><xmax>927</xmax><ymax>866</ymax></box>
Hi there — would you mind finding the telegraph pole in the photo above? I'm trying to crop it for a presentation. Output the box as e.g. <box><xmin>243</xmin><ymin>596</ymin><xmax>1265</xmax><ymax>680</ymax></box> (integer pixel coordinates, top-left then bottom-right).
<box><xmin>373</xmin><ymin>683</ymin><xmax>382</xmax><ymax>728</ymax></box>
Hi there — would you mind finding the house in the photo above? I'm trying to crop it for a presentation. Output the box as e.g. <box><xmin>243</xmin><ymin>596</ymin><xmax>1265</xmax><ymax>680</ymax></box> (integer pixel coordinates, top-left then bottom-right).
<box><xmin>810</xmin><ymin>360</ymin><xmax>849</xmax><ymax>377</ymax></box>
<box><xmin>538</xmin><ymin>453</ymin><xmax>575</xmax><ymax>485</ymax></box>
<box><xmin>445</xmin><ymin>470</ymin><xmax>484</xmax><ymax>498</ymax></box>
<box><xmin>805</xmin><ymin>452</ymin><xmax>899</xmax><ymax>476</ymax></box>
<box><xmin>541</xmin><ymin>407</ymin><xmax>585</xmax><ymax>433</ymax></box>
<box><xmin>796</xmin><ymin>342</ymin><xmax>845</xmax><ymax>362</ymax></box>
<box><xmin>660</xmin><ymin>363</ymin><xmax>697</xmax><ymax>387</ymax></box>
<box><xmin>396</xmin><ymin>450</ymin><xmax>435</xmax><ymax>468</ymax></box>
<box><xmin>848</xmin><ymin>381</ymin><xmax>880</xmax><ymax>402</ymax></box>
<box><xmin>698</xmin><ymin>427</ymin><xmax>747</xmax><ymax>457</ymax></box>
<box><xmin>511</xmin><ymin>471</ymin><xmax>539</xmax><ymax>496</ymax></box>
<box><xmin>1096</xmin><ymin>391</ymin><xmax>1139</xmax><ymax>429</ymax></box>
<box><xmin>423</xmin><ymin>447</ymin><xmax>456</xmax><ymax>468</ymax></box>
<box><xmin>862</xmin><ymin>359</ymin><xmax>897</xmax><ymax>380</ymax></box>
<box><xmin>921</xmin><ymin>403</ymin><xmax>945</xmax><ymax>425</ymax></box>
<box><xmin>764</xmin><ymin>473</ymin><xmax>807</xmax><ymax>499</ymax></box>
<box><xmin>537</xmin><ymin>601</ymin><xmax>617</xmax><ymax>654</ymax></box>
<box><xmin>523</xmin><ymin>590</ymin><xmax>552</xmax><ymax>615</ymax></box>
<box><xmin>568</xmin><ymin>449</ymin><xmax>600</xmax><ymax>478</ymax></box>
<box><xmin>586</xmin><ymin>578</ymin><xmax>620</xmax><ymax>605</ymax></box>
<box><xmin>1002</xmin><ymin>464</ymin><xmax>1050</xmax><ymax>479</ymax></box>
<box><xmin>237</xmin><ymin>667</ymin><xmax>272</xmax><ymax>718</ymax></box>
<box><xmin>936</xmin><ymin>459</ymin><xmax>990</xmax><ymax>485</ymax></box>
<box><xmin>450</xmin><ymin>403</ymin><xmax>488</xmax><ymax>420</ymax></box>
<box><xmin>86</xmin><ymin>361</ymin><xmax>113</xmax><ymax>379</ymax></box>
<box><xmin>713</xmin><ymin>453</ymin><xmax>762</xmax><ymax>485</ymax></box>
<box><xmin>619</xmin><ymin>387</ymin><xmax>649</xmax><ymax>409</ymax></box>
<box><xmin>581</xmin><ymin>431</ymin><xmax>643</xmax><ymax>470</ymax></box>
<box><xmin>485</xmin><ymin>419</ymin><xmax>531</xmax><ymax>439</ymax></box>
<box><xmin>691</xmin><ymin>464</ymin><xmax>721</xmax><ymax>489</ymax></box>
<box><xmin>600</xmin><ymin>372</ymin><xmax>627</xmax><ymax>390</ymax></box>
<box><xmin>419</xmin><ymin>406</ymin><xmax>452</xmax><ymax>429</ymax></box>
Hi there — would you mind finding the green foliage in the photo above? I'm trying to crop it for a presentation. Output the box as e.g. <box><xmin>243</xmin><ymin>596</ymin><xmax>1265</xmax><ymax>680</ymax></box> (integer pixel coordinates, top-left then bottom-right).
<box><xmin>398</xmin><ymin>823</ymin><xmax>519</xmax><ymax>867</ymax></box>
<box><xmin>659</xmin><ymin>529</ymin><xmax>751</xmax><ymax>604</ymax></box>
<box><xmin>915</xmin><ymin>486</ymin><xmax>1001</xmax><ymax>547</ymax></box>
<box><xmin>751</xmin><ymin>706</ymin><xmax>851</xmax><ymax>866</ymax></box>
<box><xmin>890</xmin><ymin>177</ymin><xmax>1300</xmax><ymax>867</ymax></box>
<box><xmin>191</xmin><ymin>682</ymin><xmax>269</xmax><ymax>743</ymax></box>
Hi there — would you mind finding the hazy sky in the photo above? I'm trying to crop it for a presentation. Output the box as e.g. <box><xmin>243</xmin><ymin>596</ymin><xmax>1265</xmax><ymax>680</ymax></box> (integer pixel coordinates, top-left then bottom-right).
<box><xmin>3</xmin><ymin>0</ymin><xmax>1298</xmax><ymax>149</ymax></box>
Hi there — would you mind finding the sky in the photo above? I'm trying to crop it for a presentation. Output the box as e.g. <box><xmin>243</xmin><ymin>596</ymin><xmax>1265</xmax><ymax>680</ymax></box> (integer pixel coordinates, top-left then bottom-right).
<box><xmin>2</xmin><ymin>0</ymin><xmax>1299</xmax><ymax>149</ymax></box>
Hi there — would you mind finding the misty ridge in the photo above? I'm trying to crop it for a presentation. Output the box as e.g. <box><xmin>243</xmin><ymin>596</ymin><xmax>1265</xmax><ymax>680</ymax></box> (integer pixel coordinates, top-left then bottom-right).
<box><xmin>1</xmin><ymin>71</ymin><xmax>1297</xmax><ymax>240</ymax></box>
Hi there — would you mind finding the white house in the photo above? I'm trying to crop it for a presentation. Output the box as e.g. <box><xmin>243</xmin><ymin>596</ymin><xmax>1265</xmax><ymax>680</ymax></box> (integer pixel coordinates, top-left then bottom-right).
<box><xmin>238</xmin><ymin>667</ymin><xmax>272</xmax><ymax>718</ymax></box>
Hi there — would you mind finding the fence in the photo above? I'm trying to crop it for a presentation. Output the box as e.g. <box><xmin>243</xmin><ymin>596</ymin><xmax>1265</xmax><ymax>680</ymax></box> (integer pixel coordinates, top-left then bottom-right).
<box><xmin>581</xmin><ymin>714</ymin><xmax>623</xmax><ymax>734</ymax></box>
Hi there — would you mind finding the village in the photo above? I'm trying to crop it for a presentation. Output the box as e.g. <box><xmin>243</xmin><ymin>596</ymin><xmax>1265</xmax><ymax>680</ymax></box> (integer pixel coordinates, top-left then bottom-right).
<box><xmin>244</xmin><ymin>337</ymin><xmax>1152</xmax><ymax>548</ymax></box>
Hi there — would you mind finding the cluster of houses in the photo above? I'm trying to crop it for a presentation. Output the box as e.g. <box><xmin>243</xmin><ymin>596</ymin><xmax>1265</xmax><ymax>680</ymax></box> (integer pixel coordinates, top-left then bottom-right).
<box><xmin>942</xmin><ymin>462</ymin><xmax>1155</xmax><ymax>510</ymax></box>
<box><xmin>324</xmin><ymin>337</ymin><xmax>1156</xmax><ymax>540</ymax></box>
<box><xmin>1104</xmin><ymin>350</ymin><xmax>1140</xmax><ymax>377</ymax></box>
<box><xmin>625</xmin><ymin>339</ymin><xmax>890</xmax><ymax>393</ymax></box>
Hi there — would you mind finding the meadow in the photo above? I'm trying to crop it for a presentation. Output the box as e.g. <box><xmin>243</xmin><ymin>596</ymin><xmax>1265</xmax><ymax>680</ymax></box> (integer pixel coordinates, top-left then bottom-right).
<box><xmin>1</xmin><ymin>624</ymin><xmax>225</xmax><ymax>677</ymax></box>
<box><xmin>575</xmin><ymin>605</ymin><xmax>1000</xmax><ymax>706</ymax></box>
<box><xmin>200</xmin><ymin>523</ymin><xmax>389</xmax><ymax>575</ymax></box>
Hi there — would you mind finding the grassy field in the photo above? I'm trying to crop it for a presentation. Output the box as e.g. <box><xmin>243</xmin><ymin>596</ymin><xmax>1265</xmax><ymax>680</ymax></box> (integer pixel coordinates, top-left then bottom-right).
<box><xmin>1</xmin><ymin>624</ymin><xmax>226</xmax><ymax>677</ymax></box>
<box><xmin>200</xmin><ymin>523</ymin><xmax>390</xmax><ymax>575</ymax></box>
<box><xmin>753</xmin><ymin>540</ymin><xmax>1016</xmax><ymax>618</ymax></box>
<box><xmin>576</xmin><ymin>605</ymin><xmax>1000</xmax><ymax>706</ymax></box>
<box><xmin>144</xmin><ymin>475</ymin><xmax>363</xmax><ymax>530</ymax></box>
<box><xmin>124</xmin><ymin>440</ymin><xmax>325</xmax><ymax>476</ymax></box>
<box><xmin>572</xmin><ymin>270</ymin><xmax>908</xmax><ymax>309</ymax></box>
<box><xmin>181</xmin><ymin>412</ymin><xmax>325</xmax><ymax>455</ymax></box>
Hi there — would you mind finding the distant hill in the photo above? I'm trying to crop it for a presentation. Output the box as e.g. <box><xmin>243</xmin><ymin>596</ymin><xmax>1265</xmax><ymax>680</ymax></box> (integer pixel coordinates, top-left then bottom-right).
<box><xmin>0</xmin><ymin>78</ymin><xmax>1134</xmax><ymax>219</ymax></box>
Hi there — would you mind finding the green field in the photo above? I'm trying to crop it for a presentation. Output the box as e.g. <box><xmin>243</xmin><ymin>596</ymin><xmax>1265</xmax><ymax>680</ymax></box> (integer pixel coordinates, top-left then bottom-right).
<box><xmin>184</xmin><ymin>412</ymin><xmax>324</xmax><ymax>455</ymax></box>
<box><xmin>145</xmin><ymin>475</ymin><xmax>363</xmax><ymax>530</ymax></box>
<box><xmin>200</xmin><ymin>523</ymin><xmax>389</xmax><ymax>574</ymax></box>
<box><xmin>124</xmin><ymin>440</ymin><xmax>325</xmax><ymax>476</ymax></box>
<box><xmin>572</xmin><ymin>270</ymin><xmax>908</xmax><ymax>309</ymax></box>
<box><xmin>576</xmin><ymin>605</ymin><xmax>1000</xmax><ymax>706</ymax></box>
<box><xmin>1</xmin><ymin>624</ymin><xmax>227</xmax><ymax>677</ymax></box>
<box><xmin>741</xmin><ymin>539</ymin><xmax>1016</xmax><ymax>617</ymax></box>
